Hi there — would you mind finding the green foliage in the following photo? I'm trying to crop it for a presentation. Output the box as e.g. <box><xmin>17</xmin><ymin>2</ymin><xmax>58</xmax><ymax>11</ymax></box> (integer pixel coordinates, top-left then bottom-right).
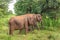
<box><xmin>14</xmin><ymin>0</ymin><xmax>59</xmax><ymax>15</ymax></box>
<box><xmin>0</xmin><ymin>0</ymin><xmax>12</xmax><ymax>18</ymax></box>
<box><xmin>0</xmin><ymin>14</ymin><xmax>15</xmax><ymax>29</ymax></box>
<box><xmin>41</xmin><ymin>13</ymin><xmax>60</xmax><ymax>30</ymax></box>
<box><xmin>0</xmin><ymin>13</ymin><xmax>60</xmax><ymax>40</ymax></box>
<box><xmin>14</xmin><ymin>0</ymin><xmax>45</xmax><ymax>15</ymax></box>
<box><xmin>8</xmin><ymin>10</ymin><xmax>13</xmax><ymax>14</ymax></box>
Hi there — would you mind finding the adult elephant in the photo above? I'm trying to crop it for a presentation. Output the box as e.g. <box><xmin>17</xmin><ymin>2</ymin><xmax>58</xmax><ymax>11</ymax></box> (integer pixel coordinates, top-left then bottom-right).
<box><xmin>9</xmin><ymin>15</ymin><xmax>28</xmax><ymax>35</ymax></box>
<box><xmin>9</xmin><ymin>13</ymin><xmax>42</xmax><ymax>35</ymax></box>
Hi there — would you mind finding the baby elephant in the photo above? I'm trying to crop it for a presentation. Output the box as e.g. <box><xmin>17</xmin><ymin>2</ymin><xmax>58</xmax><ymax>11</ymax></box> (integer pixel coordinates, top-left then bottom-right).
<box><xmin>9</xmin><ymin>15</ymin><xmax>29</xmax><ymax>35</ymax></box>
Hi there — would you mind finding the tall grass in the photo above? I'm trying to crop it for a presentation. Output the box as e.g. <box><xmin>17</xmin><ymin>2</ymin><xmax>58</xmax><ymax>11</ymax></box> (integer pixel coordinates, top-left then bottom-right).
<box><xmin>40</xmin><ymin>14</ymin><xmax>60</xmax><ymax>31</ymax></box>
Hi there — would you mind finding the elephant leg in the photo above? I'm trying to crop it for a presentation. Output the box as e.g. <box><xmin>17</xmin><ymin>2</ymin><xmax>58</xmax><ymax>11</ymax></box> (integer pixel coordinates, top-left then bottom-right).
<box><xmin>9</xmin><ymin>26</ymin><xmax>14</xmax><ymax>35</ymax></box>
<box><xmin>9</xmin><ymin>22</ymin><xmax>15</xmax><ymax>35</ymax></box>
<box><xmin>18</xmin><ymin>24</ymin><xmax>23</xmax><ymax>34</ymax></box>
<box><xmin>28</xmin><ymin>26</ymin><xmax>31</xmax><ymax>31</ymax></box>
<box><xmin>34</xmin><ymin>23</ymin><xmax>39</xmax><ymax>30</ymax></box>
<box><xmin>19</xmin><ymin>29</ymin><xmax>22</xmax><ymax>34</ymax></box>
<box><xmin>32</xmin><ymin>25</ymin><xmax>34</xmax><ymax>31</ymax></box>
<box><xmin>29</xmin><ymin>26</ymin><xmax>34</xmax><ymax>31</ymax></box>
<box><xmin>33</xmin><ymin>20</ymin><xmax>39</xmax><ymax>30</ymax></box>
<box><xmin>25</xmin><ymin>24</ymin><xmax>28</xmax><ymax>34</ymax></box>
<box><xmin>25</xmin><ymin>27</ymin><xmax>28</xmax><ymax>34</ymax></box>
<box><xmin>25</xmin><ymin>20</ymin><xmax>28</xmax><ymax>34</ymax></box>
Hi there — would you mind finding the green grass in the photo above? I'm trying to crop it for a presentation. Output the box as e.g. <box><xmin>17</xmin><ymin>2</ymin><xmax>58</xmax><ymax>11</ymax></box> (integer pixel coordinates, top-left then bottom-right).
<box><xmin>0</xmin><ymin>14</ymin><xmax>60</xmax><ymax>40</ymax></box>
<box><xmin>0</xmin><ymin>28</ymin><xmax>60</xmax><ymax>40</ymax></box>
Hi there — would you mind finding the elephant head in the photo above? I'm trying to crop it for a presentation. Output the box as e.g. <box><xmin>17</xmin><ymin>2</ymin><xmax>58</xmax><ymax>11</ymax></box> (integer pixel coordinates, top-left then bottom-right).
<box><xmin>36</xmin><ymin>14</ymin><xmax>42</xmax><ymax>22</ymax></box>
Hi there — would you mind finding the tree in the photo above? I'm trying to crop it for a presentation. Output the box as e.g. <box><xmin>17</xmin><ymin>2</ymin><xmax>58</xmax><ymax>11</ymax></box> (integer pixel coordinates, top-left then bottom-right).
<box><xmin>0</xmin><ymin>0</ymin><xmax>12</xmax><ymax>18</ymax></box>
<box><xmin>14</xmin><ymin>0</ymin><xmax>43</xmax><ymax>15</ymax></box>
<box><xmin>14</xmin><ymin>0</ymin><xmax>59</xmax><ymax>15</ymax></box>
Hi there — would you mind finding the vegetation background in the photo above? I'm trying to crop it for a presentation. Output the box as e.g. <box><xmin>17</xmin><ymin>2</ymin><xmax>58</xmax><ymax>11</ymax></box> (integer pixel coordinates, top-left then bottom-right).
<box><xmin>0</xmin><ymin>0</ymin><xmax>60</xmax><ymax>40</ymax></box>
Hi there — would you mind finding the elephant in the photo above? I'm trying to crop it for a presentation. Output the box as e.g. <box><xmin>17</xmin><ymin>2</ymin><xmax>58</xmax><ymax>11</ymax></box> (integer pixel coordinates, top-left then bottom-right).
<box><xmin>9</xmin><ymin>15</ymin><xmax>29</xmax><ymax>35</ymax></box>
<box><xmin>9</xmin><ymin>13</ymin><xmax>42</xmax><ymax>35</ymax></box>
